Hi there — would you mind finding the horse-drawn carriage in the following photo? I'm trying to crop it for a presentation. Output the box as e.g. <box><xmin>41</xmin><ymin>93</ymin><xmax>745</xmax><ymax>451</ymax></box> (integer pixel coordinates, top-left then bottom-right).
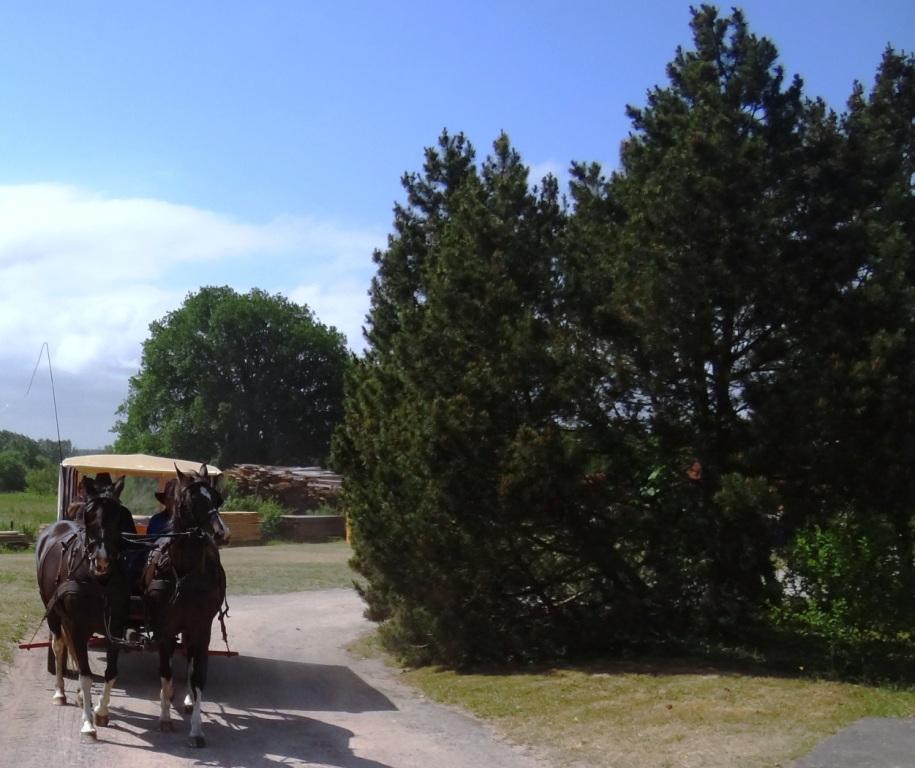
<box><xmin>23</xmin><ymin>453</ymin><xmax>235</xmax><ymax>746</ymax></box>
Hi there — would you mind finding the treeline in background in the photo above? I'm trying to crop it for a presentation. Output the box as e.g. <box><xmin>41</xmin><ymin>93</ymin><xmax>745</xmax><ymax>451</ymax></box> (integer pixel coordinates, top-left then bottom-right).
<box><xmin>0</xmin><ymin>430</ymin><xmax>75</xmax><ymax>495</ymax></box>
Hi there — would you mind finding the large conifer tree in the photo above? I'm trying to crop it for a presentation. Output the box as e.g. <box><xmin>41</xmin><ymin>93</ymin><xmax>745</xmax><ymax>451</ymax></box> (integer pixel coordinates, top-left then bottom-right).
<box><xmin>334</xmin><ymin>133</ymin><xmax>625</xmax><ymax>663</ymax></box>
<box><xmin>335</xmin><ymin>8</ymin><xmax>915</xmax><ymax>662</ymax></box>
<box><xmin>564</xmin><ymin>6</ymin><xmax>852</xmax><ymax>629</ymax></box>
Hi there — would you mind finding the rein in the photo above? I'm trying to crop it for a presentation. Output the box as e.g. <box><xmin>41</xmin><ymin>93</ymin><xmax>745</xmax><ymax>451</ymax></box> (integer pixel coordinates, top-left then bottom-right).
<box><xmin>122</xmin><ymin>530</ymin><xmax>197</xmax><ymax>546</ymax></box>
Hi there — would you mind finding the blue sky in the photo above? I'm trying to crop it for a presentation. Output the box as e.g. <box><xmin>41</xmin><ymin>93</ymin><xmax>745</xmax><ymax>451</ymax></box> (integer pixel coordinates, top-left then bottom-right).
<box><xmin>0</xmin><ymin>0</ymin><xmax>912</xmax><ymax>448</ymax></box>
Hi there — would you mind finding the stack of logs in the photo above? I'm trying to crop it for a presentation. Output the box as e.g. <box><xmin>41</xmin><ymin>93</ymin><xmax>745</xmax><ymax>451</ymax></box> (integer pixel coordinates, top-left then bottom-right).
<box><xmin>222</xmin><ymin>464</ymin><xmax>342</xmax><ymax>513</ymax></box>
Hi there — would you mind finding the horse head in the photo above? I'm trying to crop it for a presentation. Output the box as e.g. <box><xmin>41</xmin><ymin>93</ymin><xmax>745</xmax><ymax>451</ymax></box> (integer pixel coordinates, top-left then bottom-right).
<box><xmin>77</xmin><ymin>476</ymin><xmax>127</xmax><ymax>579</ymax></box>
<box><xmin>173</xmin><ymin>463</ymin><xmax>231</xmax><ymax>545</ymax></box>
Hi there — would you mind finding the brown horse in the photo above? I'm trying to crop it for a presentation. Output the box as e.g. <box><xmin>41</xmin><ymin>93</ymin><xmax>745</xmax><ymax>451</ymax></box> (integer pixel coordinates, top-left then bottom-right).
<box><xmin>142</xmin><ymin>463</ymin><xmax>230</xmax><ymax>747</ymax></box>
<box><xmin>36</xmin><ymin>475</ymin><xmax>131</xmax><ymax>740</ymax></box>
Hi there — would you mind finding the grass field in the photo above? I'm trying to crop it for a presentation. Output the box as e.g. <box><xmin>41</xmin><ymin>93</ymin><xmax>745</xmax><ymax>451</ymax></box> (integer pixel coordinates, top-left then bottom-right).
<box><xmin>0</xmin><ymin>492</ymin><xmax>56</xmax><ymax>541</ymax></box>
<box><xmin>0</xmin><ymin>552</ymin><xmax>43</xmax><ymax>665</ymax></box>
<box><xmin>394</xmin><ymin>661</ymin><xmax>915</xmax><ymax>768</ymax></box>
<box><xmin>222</xmin><ymin>540</ymin><xmax>357</xmax><ymax>594</ymax></box>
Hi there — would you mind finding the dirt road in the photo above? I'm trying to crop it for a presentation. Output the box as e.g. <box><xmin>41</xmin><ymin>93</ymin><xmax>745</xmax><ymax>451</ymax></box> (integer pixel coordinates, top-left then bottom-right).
<box><xmin>0</xmin><ymin>589</ymin><xmax>550</xmax><ymax>768</ymax></box>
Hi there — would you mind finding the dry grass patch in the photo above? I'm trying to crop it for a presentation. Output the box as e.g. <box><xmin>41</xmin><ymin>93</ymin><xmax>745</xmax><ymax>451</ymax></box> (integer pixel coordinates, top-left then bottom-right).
<box><xmin>404</xmin><ymin>659</ymin><xmax>915</xmax><ymax>768</ymax></box>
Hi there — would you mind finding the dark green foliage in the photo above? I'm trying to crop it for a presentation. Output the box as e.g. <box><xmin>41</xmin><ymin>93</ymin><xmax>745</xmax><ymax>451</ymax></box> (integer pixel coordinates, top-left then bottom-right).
<box><xmin>0</xmin><ymin>432</ymin><xmax>68</xmax><ymax>493</ymax></box>
<box><xmin>755</xmin><ymin>47</ymin><xmax>915</xmax><ymax>634</ymax></box>
<box><xmin>0</xmin><ymin>451</ymin><xmax>27</xmax><ymax>492</ymax></box>
<box><xmin>560</xmin><ymin>5</ymin><xmax>832</xmax><ymax>633</ymax></box>
<box><xmin>24</xmin><ymin>462</ymin><xmax>57</xmax><ymax>495</ymax></box>
<box><xmin>334</xmin><ymin>132</ymin><xmax>613</xmax><ymax>663</ymax></box>
<box><xmin>0</xmin><ymin>431</ymin><xmax>71</xmax><ymax>467</ymax></box>
<box><xmin>336</xmin><ymin>6</ymin><xmax>915</xmax><ymax>667</ymax></box>
<box><xmin>114</xmin><ymin>286</ymin><xmax>349</xmax><ymax>467</ymax></box>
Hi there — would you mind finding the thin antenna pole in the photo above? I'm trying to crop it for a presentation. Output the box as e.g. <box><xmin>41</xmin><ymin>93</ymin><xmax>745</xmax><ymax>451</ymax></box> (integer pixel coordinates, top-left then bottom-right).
<box><xmin>46</xmin><ymin>346</ymin><xmax>64</xmax><ymax>464</ymax></box>
<box><xmin>26</xmin><ymin>343</ymin><xmax>64</xmax><ymax>463</ymax></box>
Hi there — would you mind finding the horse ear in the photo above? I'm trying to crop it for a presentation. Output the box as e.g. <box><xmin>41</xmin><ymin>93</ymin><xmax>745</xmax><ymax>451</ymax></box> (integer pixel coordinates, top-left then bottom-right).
<box><xmin>199</xmin><ymin>463</ymin><xmax>209</xmax><ymax>480</ymax></box>
<box><xmin>82</xmin><ymin>477</ymin><xmax>98</xmax><ymax>497</ymax></box>
<box><xmin>175</xmin><ymin>464</ymin><xmax>187</xmax><ymax>482</ymax></box>
<box><xmin>112</xmin><ymin>475</ymin><xmax>126</xmax><ymax>499</ymax></box>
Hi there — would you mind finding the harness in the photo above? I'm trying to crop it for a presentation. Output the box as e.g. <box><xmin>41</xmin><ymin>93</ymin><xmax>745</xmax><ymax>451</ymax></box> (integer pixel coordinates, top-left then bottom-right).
<box><xmin>36</xmin><ymin>521</ymin><xmax>129</xmax><ymax>648</ymax></box>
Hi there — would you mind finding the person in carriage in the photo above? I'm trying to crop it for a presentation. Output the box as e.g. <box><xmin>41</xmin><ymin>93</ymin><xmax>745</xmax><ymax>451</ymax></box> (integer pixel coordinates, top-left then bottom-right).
<box><xmin>147</xmin><ymin>478</ymin><xmax>177</xmax><ymax>538</ymax></box>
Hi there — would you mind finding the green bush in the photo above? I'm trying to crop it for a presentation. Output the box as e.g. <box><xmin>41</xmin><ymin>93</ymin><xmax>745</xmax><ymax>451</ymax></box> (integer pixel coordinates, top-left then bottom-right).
<box><xmin>222</xmin><ymin>491</ymin><xmax>289</xmax><ymax>539</ymax></box>
<box><xmin>776</xmin><ymin>514</ymin><xmax>910</xmax><ymax>649</ymax></box>
<box><xmin>25</xmin><ymin>462</ymin><xmax>58</xmax><ymax>495</ymax></box>
<box><xmin>0</xmin><ymin>451</ymin><xmax>26</xmax><ymax>492</ymax></box>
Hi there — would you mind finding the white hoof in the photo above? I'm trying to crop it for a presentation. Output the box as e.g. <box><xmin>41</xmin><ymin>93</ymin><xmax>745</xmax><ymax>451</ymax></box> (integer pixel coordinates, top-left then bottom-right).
<box><xmin>52</xmin><ymin>691</ymin><xmax>66</xmax><ymax>705</ymax></box>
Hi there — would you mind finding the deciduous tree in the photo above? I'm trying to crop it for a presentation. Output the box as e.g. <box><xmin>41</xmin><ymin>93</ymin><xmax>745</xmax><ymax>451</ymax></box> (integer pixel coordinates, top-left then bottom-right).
<box><xmin>115</xmin><ymin>287</ymin><xmax>348</xmax><ymax>467</ymax></box>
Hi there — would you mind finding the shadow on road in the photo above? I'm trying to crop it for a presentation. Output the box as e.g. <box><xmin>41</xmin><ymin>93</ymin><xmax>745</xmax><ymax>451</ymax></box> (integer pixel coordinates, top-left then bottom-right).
<box><xmin>86</xmin><ymin>650</ymin><xmax>399</xmax><ymax>767</ymax></box>
<box><xmin>105</xmin><ymin>707</ymin><xmax>395</xmax><ymax>768</ymax></box>
<box><xmin>113</xmin><ymin>650</ymin><xmax>397</xmax><ymax>713</ymax></box>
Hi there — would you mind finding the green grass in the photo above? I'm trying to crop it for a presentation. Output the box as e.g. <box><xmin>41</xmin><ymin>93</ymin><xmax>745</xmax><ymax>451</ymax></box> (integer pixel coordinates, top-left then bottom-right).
<box><xmin>0</xmin><ymin>552</ymin><xmax>45</xmax><ymax>664</ymax></box>
<box><xmin>0</xmin><ymin>491</ymin><xmax>56</xmax><ymax>540</ymax></box>
<box><xmin>221</xmin><ymin>540</ymin><xmax>356</xmax><ymax>594</ymax></box>
<box><xmin>0</xmin><ymin>540</ymin><xmax>356</xmax><ymax>665</ymax></box>
<box><xmin>394</xmin><ymin>659</ymin><xmax>915</xmax><ymax>768</ymax></box>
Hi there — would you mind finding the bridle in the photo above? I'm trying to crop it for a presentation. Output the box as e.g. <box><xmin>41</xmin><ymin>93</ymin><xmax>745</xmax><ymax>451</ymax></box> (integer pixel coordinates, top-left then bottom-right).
<box><xmin>174</xmin><ymin>479</ymin><xmax>225</xmax><ymax>538</ymax></box>
<box><xmin>78</xmin><ymin>496</ymin><xmax>121</xmax><ymax>579</ymax></box>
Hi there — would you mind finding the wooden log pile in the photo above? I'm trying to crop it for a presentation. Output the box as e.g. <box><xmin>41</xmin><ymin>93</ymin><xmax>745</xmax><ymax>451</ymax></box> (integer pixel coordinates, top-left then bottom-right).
<box><xmin>223</xmin><ymin>464</ymin><xmax>342</xmax><ymax>513</ymax></box>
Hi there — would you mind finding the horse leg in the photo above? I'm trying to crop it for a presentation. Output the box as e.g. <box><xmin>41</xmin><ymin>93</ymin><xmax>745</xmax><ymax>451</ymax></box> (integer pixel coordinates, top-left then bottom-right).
<box><xmin>94</xmin><ymin>642</ymin><xmax>120</xmax><ymax>727</ymax></box>
<box><xmin>71</xmin><ymin>633</ymin><xmax>97</xmax><ymax>740</ymax></box>
<box><xmin>51</xmin><ymin>631</ymin><xmax>67</xmax><ymax>705</ymax></box>
<box><xmin>186</xmin><ymin>635</ymin><xmax>210</xmax><ymax>748</ymax></box>
<box><xmin>158</xmin><ymin>640</ymin><xmax>175</xmax><ymax>732</ymax></box>
<box><xmin>182</xmin><ymin>651</ymin><xmax>195</xmax><ymax>713</ymax></box>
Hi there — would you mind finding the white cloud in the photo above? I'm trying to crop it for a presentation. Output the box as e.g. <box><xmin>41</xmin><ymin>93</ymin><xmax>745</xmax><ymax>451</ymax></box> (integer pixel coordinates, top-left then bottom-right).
<box><xmin>288</xmin><ymin>279</ymin><xmax>371</xmax><ymax>352</ymax></box>
<box><xmin>0</xmin><ymin>183</ymin><xmax>384</xmax><ymax>446</ymax></box>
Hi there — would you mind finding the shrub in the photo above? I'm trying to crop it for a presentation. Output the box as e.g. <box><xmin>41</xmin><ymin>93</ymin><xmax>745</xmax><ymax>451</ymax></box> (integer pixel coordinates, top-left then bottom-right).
<box><xmin>25</xmin><ymin>462</ymin><xmax>58</xmax><ymax>495</ymax></box>
<box><xmin>0</xmin><ymin>451</ymin><xmax>26</xmax><ymax>492</ymax></box>
<box><xmin>222</xmin><ymin>491</ymin><xmax>288</xmax><ymax>540</ymax></box>
<box><xmin>776</xmin><ymin>514</ymin><xmax>909</xmax><ymax>646</ymax></box>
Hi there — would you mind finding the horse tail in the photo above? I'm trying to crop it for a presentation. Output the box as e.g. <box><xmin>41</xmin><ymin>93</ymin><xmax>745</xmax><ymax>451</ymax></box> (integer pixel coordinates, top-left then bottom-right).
<box><xmin>60</xmin><ymin>625</ymin><xmax>78</xmax><ymax>670</ymax></box>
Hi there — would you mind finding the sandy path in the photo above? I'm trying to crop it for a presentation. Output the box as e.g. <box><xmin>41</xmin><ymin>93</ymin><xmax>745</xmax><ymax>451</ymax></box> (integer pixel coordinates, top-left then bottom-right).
<box><xmin>0</xmin><ymin>589</ymin><xmax>549</xmax><ymax>768</ymax></box>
